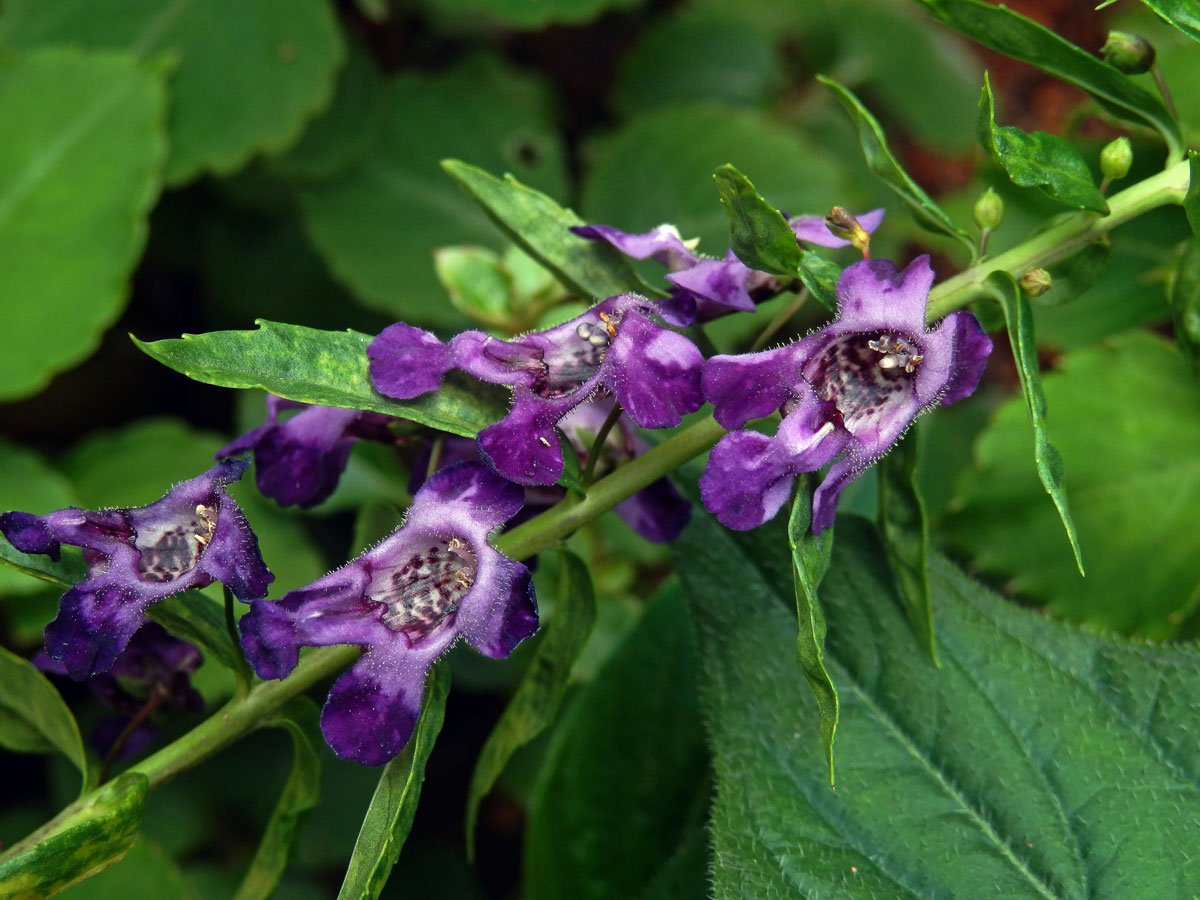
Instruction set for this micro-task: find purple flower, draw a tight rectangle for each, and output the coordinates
[239,462,538,765]
[0,459,273,680]
[36,622,204,760]
[571,209,884,324]
[700,255,992,533]
[217,396,398,509]
[368,294,704,487]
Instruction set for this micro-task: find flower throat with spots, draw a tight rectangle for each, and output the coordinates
[370,538,477,640]
[803,333,923,433]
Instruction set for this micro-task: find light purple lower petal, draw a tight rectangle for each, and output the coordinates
[477,397,566,486]
[458,558,538,659]
[368,323,454,399]
[700,431,798,531]
[811,454,863,534]
[44,583,154,680]
[602,310,704,428]
[702,345,804,429]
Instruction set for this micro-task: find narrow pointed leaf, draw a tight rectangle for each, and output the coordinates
[0,773,148,900]
[818,76,976,256]
[797,251,841,312]
[0,645,86,777]
[234,699,322,900]
[336,662,450,900]
[0,540,86,589]
[916,0,1184,161]
[466,549,596,858]
[714,164,802,277]
[680,512,1200,899]
[441,159,658,301]
[977,74,1109,213]
[133,320,508,438]
[877,429,937,663]
[785,478,838,786]
[986,271,1085,575]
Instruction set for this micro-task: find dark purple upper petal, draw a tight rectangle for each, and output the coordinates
[569,223,699,270]
[665,252,756,314]
[600,307,704,429]
[936,311,994,406]
[831,256,934,337]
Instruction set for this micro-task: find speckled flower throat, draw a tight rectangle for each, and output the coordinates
[370,537,477,639]
[803,333,923,433]
[533,314,615,399]
[136,504,218,583]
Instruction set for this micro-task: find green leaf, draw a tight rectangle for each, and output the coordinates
[55,836,185,900]
[1186,150,1200,238]
[466,549,596,857]
[525,584,708,900]
[132,321,507,438]
[1134,0,1200,44]
[336,662,450,900]
[234,698,322,900]
[0,533,87,590]
[0,773,148,899]
[819,76,976,256]
[876,429,937,662]
[916,0,1184,161]
[0,0,345,185]
[1037,239,1113,307]
[297,60,566,329]
[986,271,1085,576]
[433,245,520,327]
[0,645,86,776]
[0,440,79,595]
[581,103,852,254]
[421,0,642,29]
[680,512,1200,899]
[1169,239,1200,366]
[950,333,1200,636]
[441,160,655,302]
[146,590,245,675]
[786,477,838,786]
[0,47,166,401]
[976,74,1108,213]
[714,164,802,277]
[797,251,842,312]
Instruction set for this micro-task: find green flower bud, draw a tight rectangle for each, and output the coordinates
[1100,137,1133,183]
[824,206,871,256]
[972,188,1004,232]
[1019,267,1052,298]
[1101,31,1155,75]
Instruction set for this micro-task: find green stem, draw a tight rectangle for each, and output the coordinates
[926,157,1190,321]
[580,403,624,486]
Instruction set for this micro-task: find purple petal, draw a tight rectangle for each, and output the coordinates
[368,323,454,399]
[0,511,61,560]
[458,557,538,659]
[44,583,154,680]
[197,500,273,601]
[811,455,862,534]
[833,256,934,337]
[477,397,567,486]
[789,208,885,248]
[601,309,704,428]
[615,476,691,543]
[411,460,526,531]
[570,223,699,270]
[700,431,797,531]
[702,344,805,429]
[665,252,755,313]
[936,311,994,406]
[654,291,698,327]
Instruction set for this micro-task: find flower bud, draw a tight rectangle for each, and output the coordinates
[1101,31,1155,75]
[1100,137,1133,182]
[1019,267,1052,298]
[972,188,1004,232]
[825,207,871,256]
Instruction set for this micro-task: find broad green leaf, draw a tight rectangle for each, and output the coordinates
[234,698,322,900]
[916,0,1184,161]
[581,103,851,254]
[422,0,642,29]
[466,549,596,857]
[876,430,936,662]
[1135,0,1200,44]
[133,321,508,438]
[434,245,520,327]
[977,75,1108,214]
[0,48,166,401]
[613,12,778,113]
[1170,240,1200,366]
[0,773,148,899]
[987,271,1085,576]
[298,60,565,329]
[525,585,708,900]
[147,589,245,675]
[0,0,345,184]
[797,251,842,312]
[680,512,1200,899]
[714,164,802,277]
[950,333,1200,636]
[0,440,79,594]
[786,478,838,785]
[336,662,450,900]
[819,76,976,256]
[441,160,655,303]
[0,645,86,776]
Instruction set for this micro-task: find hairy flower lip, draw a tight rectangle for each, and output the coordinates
[700,254,992,534]
[238,461,538,766]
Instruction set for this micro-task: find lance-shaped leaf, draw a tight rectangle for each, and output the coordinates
[234,699,322,900]
[441,159,657,301]
[916,0,1184,161]
[680,512,1200,899]
[1136,0,1200,44]
[466,549,596,858]
[0,773,148,899]
[713,164,802,277]
[0,539,87,589]
[986,271,1085,575]
[0,645,87,777]
[336,663,450,900]
[977,75,1108,213]
[819,76,974,255]
[797,252,841,312]
[877,429,936,663]
[786,477,838,786]
[133,321,508,438]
